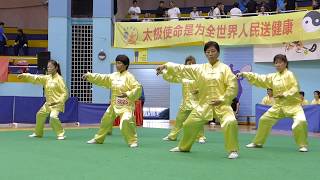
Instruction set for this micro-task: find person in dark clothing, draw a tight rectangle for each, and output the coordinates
[286,0,297,11]
[139,86,145,106]
[268,0,277,12]
[231,98,240,117]
[0,22,7,55]
[155,1,167,21]
[14,29,28,56]
[245,0,258,16]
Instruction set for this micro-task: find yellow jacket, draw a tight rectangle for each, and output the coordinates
[21,73,68,112]
[163,70,199,110]
[243,69,301,106]
[261,95,275,106]
[165,61,238,119]
[301,99,309,106]
[311,99,320,105]
[86,71,142,114]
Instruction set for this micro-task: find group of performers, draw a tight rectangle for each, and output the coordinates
[17,41,310,159]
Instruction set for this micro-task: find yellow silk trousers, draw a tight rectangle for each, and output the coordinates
[167,108,205,140]
[94,106,137,145]
[178,104,239,152]
[253,104,308,147]
[35,105,65,137]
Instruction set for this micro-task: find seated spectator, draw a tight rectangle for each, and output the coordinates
[128,0,141,21]
[231,98,240,117]
[155,1,167,21]
[142,13,153,22]
[210,2,225,19]
[259,1,271,11]
[14,29,28,56]
[0,22,7,55]
[208,6,215,17]
[258,5,270,16]
[311,90,320,104]
[230,2,242,18]
[190,7,200,19]
[299,91,309,106]
[261,88,275,106]
[168,1,180,21]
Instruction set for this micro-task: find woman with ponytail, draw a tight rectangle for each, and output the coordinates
[18,59,68,140]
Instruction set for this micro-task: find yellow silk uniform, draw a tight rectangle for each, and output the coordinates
[243,69,308,147]
[20,73,68,137]
[162,70,205,141]
[261,96,275,106]
[165,61,239,152]
[311,99,320,105]
[301,99,309,106]
[86,71,142,145]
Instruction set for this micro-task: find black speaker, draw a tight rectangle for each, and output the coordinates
[37,51,50,70]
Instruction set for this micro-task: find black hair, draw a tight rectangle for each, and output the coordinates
[48,59,61,75]
[133,0,137,3]
[273,54,288,68]
[0,22,4,26]
[314,90,320,98]
[204,41,220,53]
[299,91,305,97]
[233,2,239,8]
[17,29,24,34]
[184,56,196,65]
[115,54,130,70]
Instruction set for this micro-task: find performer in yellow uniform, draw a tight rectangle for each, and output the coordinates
[237,54,308,152]
[261,88,275,106]
[162,56,206,144]
[299,91,309,105]
[17,60,68,140]
[156,41,239,159]
[83,55,142,148]
[311,90,320,104]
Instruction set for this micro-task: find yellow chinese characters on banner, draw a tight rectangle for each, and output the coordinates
[114,10,320,48]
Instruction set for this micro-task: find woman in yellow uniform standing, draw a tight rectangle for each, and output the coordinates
[237,54,308,152]
[17,60,68,140]
[161,56,206,144]
[83,55,142,148]
[156,41,239,159]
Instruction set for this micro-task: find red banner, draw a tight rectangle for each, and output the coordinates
[0,56,9,82]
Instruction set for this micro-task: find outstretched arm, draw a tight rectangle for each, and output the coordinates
[82,72,112,89]
[237,72,273,89]
[17,73,47,85]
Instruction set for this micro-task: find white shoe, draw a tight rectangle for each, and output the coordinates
[28,133,38,138]
[246,143,263,148]
[87,139,97,144]
[169,147,181,152]
[198,137,206,144]
[57,136,66,140]
[228,152,239,159]
[130,143,138,148]
[162,136,170,141]
[299,146,308,152]
[162,136,176,141]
